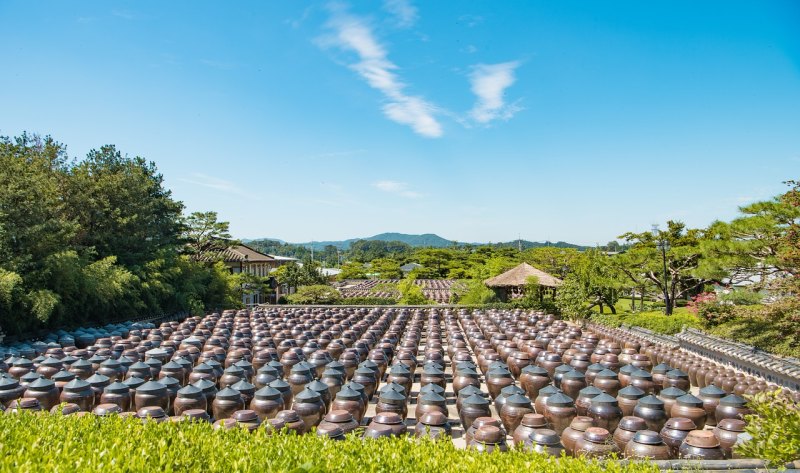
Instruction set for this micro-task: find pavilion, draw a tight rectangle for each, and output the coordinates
[484,262,563,302]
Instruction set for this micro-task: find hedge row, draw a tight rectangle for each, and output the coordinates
[0,413,660,473]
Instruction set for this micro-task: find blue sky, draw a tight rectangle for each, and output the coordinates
[1,1,798,245]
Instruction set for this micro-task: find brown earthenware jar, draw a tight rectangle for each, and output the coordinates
[519,365,550,401]
[535,385,561,415]
[713,418,746,459]
[672,394,706,429]
[368,412,407,437]
[287,364,314,397]
[331,386,365,423]
[624,430,672,460]
[698,385,726,427]
[135,380,169,412]
[660,417,696,457]
[173,385,207,417]
[386,364,414,394]
[465,417,504,445]
[500,393,534,433]
[291,387,325,428]
[592,369,622,397]
[93,403,123,416]
[512,412,549,445]
[23,378,60,411]
[663,369,690,392]
[544,392,577,436]
[588,393,623,433]
[715,394,751,423]
[633,395,668,433]
[485,367,515,400]
[268,379,293,411]
[468,425,508,453]
[561,416,594,456]
[376,389,408,420]
[613,416,648,452]
[574,427,620,459]
[415,391,447,420]
[415,411,452,439]
[617,385,646,417]
[459,393,492,429]
[275,409,307,434]
[100,382,132,412]
[678,430,725,460]
[319,409,360,435]
[250,386,283,421]
[0,377,26,406]
[658,386,687,416]
[59,378,95,411]
[629,369,656,394]
[212,387,245,420]
[522,428,565,456]
[560,370,587,401]
[232,409,261,432]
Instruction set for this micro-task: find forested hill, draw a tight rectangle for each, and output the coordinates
[245,233,588,252]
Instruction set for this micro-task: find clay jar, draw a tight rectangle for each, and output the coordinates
[629,369,656,394]
[698,385,727,427]
[250,386,283,421]
[576,386,602,417]
[495,385,525,413]
[135,380,169,412]
[651,363,671,394]
[319,409,360,435]
[592,369,622,397]
[100,382,132,411]
[544,392,577,436]
[523,429,565,456]
[715,394,751,424]
[351,367,378,400]
[465,417,504,445]
[678,430,725,460]
[663,369,691,392]
[420,364,446,390]
[268,379,293,411]
[212,387,245,420]
[232,409,261,432]
[613,416,648,452]
[376,389,408,420]
[633,395,668,432]
[23,378,60,411]
[415,391,447,420]
[485,366,515,399]
[193,379,218,416]
[617,385,646,417]
[561,416,594,456]
[452,367,481,395]
[500,393,534,433]
[305,379,331,412]
[367,412,407,437]
[588,393,623,433]
[660,417,696,457]
[469,425,508,453]
[459,393,492,429]
[535,385,561,415]
[507,351,531,379]
[59,378,95,411]
[291,388,325,428]
[0,377,26,406]
[574,427,620,459]
[713,418,746,459]
[331,386,365,423]
[287,364,314,397]
[415,411,452,440]
[512,412,548,445]
[275,409,307,434]
[386,364,414,395]
[519,365,550,401]
[173,385,207,417]
[672,394,706,429]
[560,370,587,401]
[624,430,672,460]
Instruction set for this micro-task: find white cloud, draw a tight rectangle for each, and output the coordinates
[178,173,252,198]
[383,0,418,28]
[372,180,422,198]
[320,6,443,138]
[468,61,522,124]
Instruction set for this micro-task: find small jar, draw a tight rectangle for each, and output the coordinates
[519,365,550,400]
[468,425,508,453]
[613,416,648,452]
[367,412,407,437]
[232,409,262,432]
[592,369,622,397]
[544,392,577,436]
[678,430,725,460]
[512,412,549,445]
[330,386,364,423]
[624,430,671,460]
[319,409,360,435]
[522,428,565,456]
[415,411,452,439]
[574,427,620,459]
[275,409,307,434]
[561,416,593,456]
[660,417,696,457]
[633,395,668,433]
[459,393,492,429]
[713,418,746,459]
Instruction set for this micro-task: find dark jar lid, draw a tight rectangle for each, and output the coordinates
[505,393,533,408]
[676,393,703,408]
[636,395,664,409]
[93,403,123,416]
[717,418,746,432]
[719,394,747,407]
[136,380,167,395]
[419,411,448,426]
[373,412,403,425]
[137,406,167,419]
[276,409,301,423]
[632,430,664,445]
[569,416,594,432]
[583,427,611,443]
[521,365,549,377]
[659,386,687,400]
[699,385,727,398]
[545,392,575,407]
[177,385,204,399]
[619,416,648,431]
[594,369,619,380]
[215,387,243,401]
[63,378,92,392]
[618,386,645,399]
[590,393,618,406]
[578,386,603,398]
[232,409,259,423]
[666,369,688,379]
[335,386,361,401]
[104,382,130,395]
[664,417,697,431]
[254,386,282,401]
[530,428,561,446]
[474,425,504,444]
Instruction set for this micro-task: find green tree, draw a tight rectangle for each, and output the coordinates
[182,211,236,259]
[397,276,430,304]
[555,274,589,320]
[338,261,368,280]
[287,285,342,304]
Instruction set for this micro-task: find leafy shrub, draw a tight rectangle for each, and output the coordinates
[286,285,341,304]
[451,280,498,305]
[592,311,702,335]
[737,389,800,467]
[334,297,396,305]
[706,301,800,358]
[0,412,659,473]
[718,288,763,306]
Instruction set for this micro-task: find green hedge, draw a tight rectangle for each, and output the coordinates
[591,311,703,335]
[0,412,659,473]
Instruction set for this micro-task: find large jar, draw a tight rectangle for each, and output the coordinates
[574,427,620,459]
[59,378,95,411]
[420,364,447,390]
[651,363,672,394]
[613,416,648,451]
[629,369,656,394]
[561,416,593,456]
[633,395,668,432]
[100,381,132,411]
[663,369,690,392]
[512,412,548,445]
[23,378,60,411]
[678,430,726,460]
[499,393,534,433]
[495,385,525,413]
[588,393,623,433]
[485,366,515,399]
[415,411,452,440]
[331,386,364,423]
[560,370,587,400]
[386,364,414,394]
[660,417,696,457]
[173,385,207,417]
[415,391,447,419]
[617,385,646,417]
[658,386,687,416]
[291,388,325,428]
[715,394,751,423]
[351,367,378,400]
[544,392,577,436]
[672,394,706,429]
[459,393,492,429]
[135,380,169,412]
[212,387,245,420]
[250,386,283,421]
[624,430,672,460]
[592,369,622,397]
[231,380,257,408]
[287,364,314,397]
[268,379,293,410]
[452,367,480,394]
[376,389,408,420]
[698,385,726,427]
[86,373,111,407]
[534,385,561,415]
[0,377,26,406]
[319,409,360,435]
[713,419,746,459]
[519,365,550,401]
[193,379,218,416]
[522,428,565,456]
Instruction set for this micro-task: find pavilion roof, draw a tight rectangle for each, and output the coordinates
[484,262,563,288]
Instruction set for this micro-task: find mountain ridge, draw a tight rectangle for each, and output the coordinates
[244,232,587,251]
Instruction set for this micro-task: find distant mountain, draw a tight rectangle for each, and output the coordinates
[247,233,587,251]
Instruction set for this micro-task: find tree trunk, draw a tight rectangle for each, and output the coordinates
[599,301,604,314]
[630,289,636,311]
[609,304,616,314]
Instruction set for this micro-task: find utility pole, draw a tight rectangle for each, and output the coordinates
[652,224,671,315]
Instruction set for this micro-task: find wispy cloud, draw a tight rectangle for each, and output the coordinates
[468,61,522,124]
[319,5,443,138]
[372,180,422,198]
[383,0,418,28]
[178,173,252,198]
